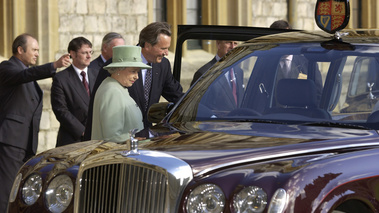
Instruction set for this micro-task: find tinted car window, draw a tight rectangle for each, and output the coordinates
[173,39,379,129]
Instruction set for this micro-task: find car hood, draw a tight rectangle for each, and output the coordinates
[142,121,379,176]
[31,122,379,177]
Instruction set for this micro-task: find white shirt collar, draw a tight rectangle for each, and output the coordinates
[215,54,222,62]
[72,65,89,83]
[141,53,148,65]
[100,54,106,63]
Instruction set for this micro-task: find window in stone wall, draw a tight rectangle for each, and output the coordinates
[154,0,167,22]
[187,0,202,50]
[351,0,361,28]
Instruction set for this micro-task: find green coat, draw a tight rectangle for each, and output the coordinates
[92,77,144,142]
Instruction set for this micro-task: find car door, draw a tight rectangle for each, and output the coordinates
[172,25,298,92]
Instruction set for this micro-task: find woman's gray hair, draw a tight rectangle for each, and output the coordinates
[107,67,125,75]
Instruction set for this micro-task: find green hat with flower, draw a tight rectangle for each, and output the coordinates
[104,45,151,69]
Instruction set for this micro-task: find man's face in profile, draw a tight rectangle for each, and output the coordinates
[217,40,238,58]
[144,34,171,64]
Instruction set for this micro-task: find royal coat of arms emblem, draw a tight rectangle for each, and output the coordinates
[315,0,350,34]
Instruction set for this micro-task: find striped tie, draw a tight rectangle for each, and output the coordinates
[81,71,90,96]
[143,64,152,112]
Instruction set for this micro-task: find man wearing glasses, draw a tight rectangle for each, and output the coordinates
[51,36,99,147]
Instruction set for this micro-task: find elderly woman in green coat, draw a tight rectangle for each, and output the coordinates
[91,45,151,142]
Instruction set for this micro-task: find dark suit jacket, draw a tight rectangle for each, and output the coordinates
[129,57,184,123]
[190,56,218,86]
[83,57,183,140]
[277,55,309,79]
[51,65,99,147]
[89,55,105,73]
[0,56,56,154]
[200,67,244,111]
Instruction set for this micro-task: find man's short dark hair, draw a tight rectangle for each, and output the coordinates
[67,37,92,52]
[139,22,171,48]
[270,20,292,29]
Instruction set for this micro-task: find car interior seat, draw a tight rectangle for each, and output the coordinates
[264,79,331,119]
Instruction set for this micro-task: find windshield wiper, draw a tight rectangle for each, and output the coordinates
[227,118,288,125]
[301,121,371,130]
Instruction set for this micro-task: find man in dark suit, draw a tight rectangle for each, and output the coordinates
[89,32,125,72]
[277,55,308,79]
[200,66,244,111]
[83,22,183,140]
[191,40,239,86]
[51,37,99,147]
[270,20,323,102]
[0,33,70,213]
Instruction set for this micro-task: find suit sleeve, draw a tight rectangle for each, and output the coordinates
[51,75,85,138]
[190,70,204,86]
[161,59,184,103]
[0,60,55,86]
[190,61,213,86]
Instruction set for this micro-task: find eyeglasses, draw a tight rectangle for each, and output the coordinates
[77,51,94,55]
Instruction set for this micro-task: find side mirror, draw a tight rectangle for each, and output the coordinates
[147,102,174,123]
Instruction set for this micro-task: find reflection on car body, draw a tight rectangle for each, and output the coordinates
[8,0,379,212]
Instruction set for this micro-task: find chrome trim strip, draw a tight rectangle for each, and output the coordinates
[196,142,379,176]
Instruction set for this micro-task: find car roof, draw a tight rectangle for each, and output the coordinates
[244,29,379,45]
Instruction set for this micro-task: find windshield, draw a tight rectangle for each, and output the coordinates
[170,40,379,129]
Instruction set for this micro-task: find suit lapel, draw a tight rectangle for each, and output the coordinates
[235,68,244,104]
[96,56,104,70]
[88,67,97,92]
[148,63,162,108]
[150,63,158,96]
[32,81,42,101]
[12,57,42,102]
[68,66,90,105]
[129,71,144,110]
[220,76,236,105]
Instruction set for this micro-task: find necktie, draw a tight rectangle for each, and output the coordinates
[80,71,90,96]
[230,69,237,105]
[281,59,291,78]
[144,65,152,112]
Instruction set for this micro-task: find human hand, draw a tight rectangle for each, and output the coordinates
[53,53,71,69]
[134,137,146,141]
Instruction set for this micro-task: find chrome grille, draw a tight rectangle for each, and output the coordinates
[78,163,167,213]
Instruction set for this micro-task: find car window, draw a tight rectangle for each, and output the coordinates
[336,56,379,114]
[173,41,379,128]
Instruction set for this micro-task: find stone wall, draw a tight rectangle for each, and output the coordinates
[251,0,317,30]
[34,0,317,153]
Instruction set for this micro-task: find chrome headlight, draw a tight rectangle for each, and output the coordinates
[268,188,287,213]
[9,173,22,203]
[233,186,267,212]
[45,175,73,213]
[186,183,225,213]
[22,174,42,205]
